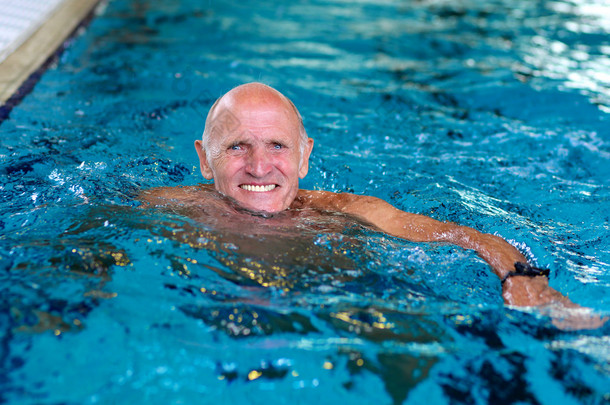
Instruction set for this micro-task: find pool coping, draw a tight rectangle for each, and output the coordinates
[0,0,100,108]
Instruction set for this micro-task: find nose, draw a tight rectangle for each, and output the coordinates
[245,146,272,178]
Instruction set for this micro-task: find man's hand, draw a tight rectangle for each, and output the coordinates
[298,190,608,330]
[503,275,608,330]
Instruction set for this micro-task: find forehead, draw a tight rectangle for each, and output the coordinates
[209,99,300,143]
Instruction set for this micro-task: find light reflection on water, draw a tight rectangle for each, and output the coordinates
[0,0,609,403]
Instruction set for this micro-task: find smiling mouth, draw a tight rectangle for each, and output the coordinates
[240,184,277,192]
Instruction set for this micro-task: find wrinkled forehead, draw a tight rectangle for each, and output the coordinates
[213,86,296,122]
[208,93,299,136]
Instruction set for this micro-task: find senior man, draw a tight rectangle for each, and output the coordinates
[142,82,605,327]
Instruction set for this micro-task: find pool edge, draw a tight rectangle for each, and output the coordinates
[0,0,101,111]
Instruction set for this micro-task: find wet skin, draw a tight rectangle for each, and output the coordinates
[194,85,313,213]
[143,82,607,330]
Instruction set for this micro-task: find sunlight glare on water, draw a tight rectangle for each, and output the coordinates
[0,0,609,404]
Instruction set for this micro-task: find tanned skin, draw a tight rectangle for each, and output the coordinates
[142,82,606,330]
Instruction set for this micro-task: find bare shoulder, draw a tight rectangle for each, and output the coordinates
[293,189,359,211]
[139,183,215,206]
[293,189,400,219]
[293,189,449,239]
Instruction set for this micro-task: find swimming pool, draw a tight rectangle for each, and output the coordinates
[1,0,609,403]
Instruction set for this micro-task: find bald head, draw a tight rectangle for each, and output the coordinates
[194,82,314,212]
[202,83,308,157]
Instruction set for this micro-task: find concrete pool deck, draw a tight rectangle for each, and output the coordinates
[0,0,100,106]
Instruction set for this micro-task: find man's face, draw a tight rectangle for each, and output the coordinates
[196,97,313,213]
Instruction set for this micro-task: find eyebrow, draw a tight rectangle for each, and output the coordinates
[221,135,294,147]
[220,132,250,146]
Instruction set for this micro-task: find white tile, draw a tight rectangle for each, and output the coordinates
[0,0,68,63]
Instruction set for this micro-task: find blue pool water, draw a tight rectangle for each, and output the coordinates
[1,0,609,403]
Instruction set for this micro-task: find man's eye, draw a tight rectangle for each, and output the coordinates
[273,143,283,150]
[229,144,242,150]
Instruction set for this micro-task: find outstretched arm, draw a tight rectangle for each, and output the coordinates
[297,190,607,328]
[299,190,524,278]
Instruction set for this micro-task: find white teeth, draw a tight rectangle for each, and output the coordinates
[240,184,276,192]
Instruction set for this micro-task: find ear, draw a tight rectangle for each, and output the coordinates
[194,140,214,179]
[298,138,314,179]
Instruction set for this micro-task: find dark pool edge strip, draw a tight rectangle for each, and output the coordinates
[0,0,102,124]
